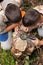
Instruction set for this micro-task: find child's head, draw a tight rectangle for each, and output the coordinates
[5,3,22,24]
[22,9,41,32]
[22,9,40,27]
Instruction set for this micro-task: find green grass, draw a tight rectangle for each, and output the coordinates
[0,45,15,65]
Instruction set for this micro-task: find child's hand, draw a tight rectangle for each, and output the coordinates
[23,27,29,32]
[15,26,19,32]
[20,25,29,32]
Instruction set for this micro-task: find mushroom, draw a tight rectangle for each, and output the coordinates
[13,37,27,52]
[11,46,22,58]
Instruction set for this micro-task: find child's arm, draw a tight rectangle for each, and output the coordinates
[38,40,43,46]
[3,24,18,33]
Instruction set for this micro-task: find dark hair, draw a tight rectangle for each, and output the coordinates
[5,3,22,23]
[22,9,40,27]
[0,0,3,2]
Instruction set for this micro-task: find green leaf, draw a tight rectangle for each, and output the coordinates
[24,61,29,65]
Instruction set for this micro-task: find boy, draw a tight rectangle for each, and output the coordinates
[22,9,43,45]
[0,3,23,50]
